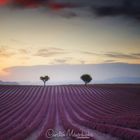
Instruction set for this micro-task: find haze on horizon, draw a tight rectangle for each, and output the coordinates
[0,0,140,84]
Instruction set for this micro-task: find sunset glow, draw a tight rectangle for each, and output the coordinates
[0,0,140,84]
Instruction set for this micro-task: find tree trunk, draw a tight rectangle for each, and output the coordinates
[44,82,46,86]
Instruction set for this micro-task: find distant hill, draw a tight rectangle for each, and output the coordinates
[3,63,140,85]
[0,80,19,85]
[102,77,140,84]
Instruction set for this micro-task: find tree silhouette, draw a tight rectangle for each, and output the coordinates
[80,74,92,86]
[40,75,50,86]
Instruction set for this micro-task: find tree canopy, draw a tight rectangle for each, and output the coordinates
[40,75,50,86]
[80,74,92,86]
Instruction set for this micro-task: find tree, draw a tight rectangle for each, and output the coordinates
[80,74,92,86]
[40,75,50,86]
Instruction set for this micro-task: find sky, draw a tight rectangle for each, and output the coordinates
[0,0,140,84]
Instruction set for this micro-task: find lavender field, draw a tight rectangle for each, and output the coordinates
[0,85,140,140]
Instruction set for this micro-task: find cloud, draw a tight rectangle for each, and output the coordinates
[0,0,9,6]
[92,0,140,21]
[1,0,77,9]
[0,45,31,58]
[80,60,86,64]
[10,39,29,46]
[80,50,140,60]
[18,49,29,54]
[103,60,117,63]
[35,47,68,57]
[0,0,140,21]
[53,59,67,64]
[104,52,140,59]
[80,51,140,62]
[131,53,140,57]
[0,45,15,57]
[52,57,74,64]
[80,51,98,55]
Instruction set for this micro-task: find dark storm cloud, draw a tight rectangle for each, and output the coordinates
[1,0,77,9]
[0,0,140,21]
[93,0,140,20]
